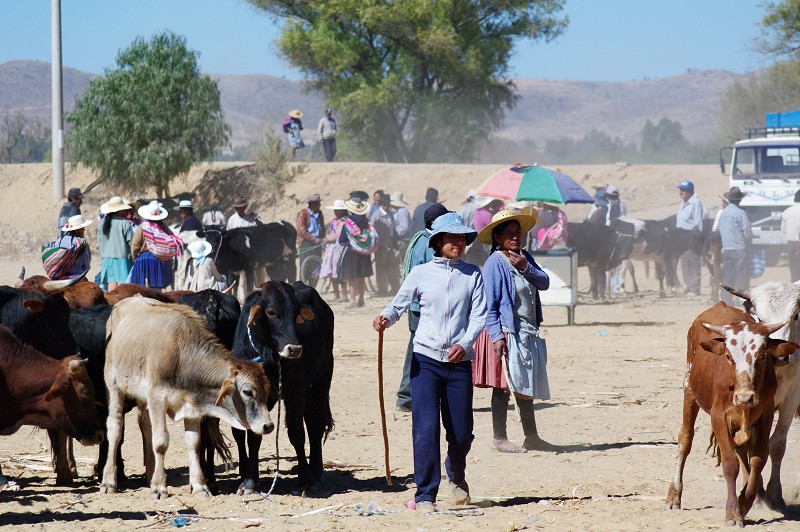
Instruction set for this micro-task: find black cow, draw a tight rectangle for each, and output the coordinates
[206,222,298,297]
[179,289,242,492]
[228,281,334,494]
[567,222,634,300]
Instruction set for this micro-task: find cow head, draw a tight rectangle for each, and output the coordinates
[237,281,306,364]
[1,287,78,360]
[702,321,798,407]
[724,282,800,348]
[46,356,104,445]
[214,359,274,435]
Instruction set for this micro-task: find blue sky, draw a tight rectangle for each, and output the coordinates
[0,0,773,81]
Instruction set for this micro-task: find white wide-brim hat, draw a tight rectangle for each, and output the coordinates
[188,240,212,260]
[100,196,133,214]
[173,199,194,210]
[477,209,540,245]
[390,192,408,208]
[61,214,93,232]
[325,199,348,210]
[138,200,169,221]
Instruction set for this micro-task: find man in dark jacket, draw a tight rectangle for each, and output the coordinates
[57,187,83,238]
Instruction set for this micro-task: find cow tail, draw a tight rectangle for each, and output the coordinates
[207,419,233,466]
[321,360,335,443]
[705,432,721,466]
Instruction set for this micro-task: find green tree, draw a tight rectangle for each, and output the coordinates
[251,126,308,219]
[640,118,689,154]
[759,0,800,57]
[249,0,567,163]
[0,111,51,163]
[67,31,230,198]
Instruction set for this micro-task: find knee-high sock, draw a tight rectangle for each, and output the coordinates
[516,397,537,437]
[491,388,510,440]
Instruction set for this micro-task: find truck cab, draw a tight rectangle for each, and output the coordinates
[721,113,800,262]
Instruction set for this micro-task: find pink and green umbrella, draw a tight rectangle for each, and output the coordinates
[476,164,593,205]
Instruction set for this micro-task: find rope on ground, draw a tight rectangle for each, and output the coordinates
[353,500,405,516]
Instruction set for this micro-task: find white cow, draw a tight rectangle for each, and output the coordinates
[724,281,800,511]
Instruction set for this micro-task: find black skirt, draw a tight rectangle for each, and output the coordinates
[338,246,373,280]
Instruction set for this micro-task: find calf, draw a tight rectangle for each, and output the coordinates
[665,302,798,526]
[724,282,800,512]
[100,297,274,498]
[0,325,102,486]
[17,275,105,308]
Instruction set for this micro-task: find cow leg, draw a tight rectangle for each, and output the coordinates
[665,388,700,509]
[762,397,797,512]
[655,263,667,298]
[100,388,125,494]
[306,363,334,488]
[199,419,218,495]
[232,427,262,495]
[147,401,170,500]
[712,415,743,527]
[740,412,773,519]
[138,405,155,483]
[285,394,310,492]
[48,429,73,485]
[184,418,211,497]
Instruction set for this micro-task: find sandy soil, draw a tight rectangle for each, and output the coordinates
[2,162,800,530]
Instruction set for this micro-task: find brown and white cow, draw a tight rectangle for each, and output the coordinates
[723,281,800,512]
[100,297,274,499]
[0,325,103,486]
[665,302,798,527]
[16,272,106,309]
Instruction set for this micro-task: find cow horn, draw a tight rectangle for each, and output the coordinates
[43,276,82,293]
[247,304,263,329]
[703,323,727,336]
[68,358,89,373]
[763,321,789,336]
[721,284,751,301]
[222,280,237,295]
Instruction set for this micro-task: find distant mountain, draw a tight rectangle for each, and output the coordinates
[0,60,747,150]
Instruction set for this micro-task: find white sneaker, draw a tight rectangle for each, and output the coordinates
[416,500,435,513]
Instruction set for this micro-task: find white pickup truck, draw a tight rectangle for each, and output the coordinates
[720,111,800,265]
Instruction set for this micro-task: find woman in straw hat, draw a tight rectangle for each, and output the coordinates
[130,201,183,290]
[474,209,552,453]
[373,212,486,512]
[320,199,350,301]
[286,109,305,159]
[338,194,377,308]
[98,196,135,290]
[55,214,93,279]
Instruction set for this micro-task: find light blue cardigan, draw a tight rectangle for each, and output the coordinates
[483,250,549,343]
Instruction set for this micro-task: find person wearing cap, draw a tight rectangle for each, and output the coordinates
[130,201,183,290]
[474,209,552,453]
[320,199,350,301]
[227,196,263,229]
[395,203,449,412]
[186,240,224,291]
[55,214,93,279]
[411,187,440,234]
[318,108,337,162]
[718,186,753,304]
[286,109,305,159]
[296,193,326,258]
[586,185,608,224]
[675,180,705,296]
[781,189,800,281]
[369,192,401,297]
[174,199,202,233]
[339,195,377,307]
[98,196,135,290]
[57,187,84,238]
[373,212,486,512]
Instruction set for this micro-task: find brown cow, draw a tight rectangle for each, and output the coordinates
[103,283,174,305]
[14,273,101,309]
[665,302,798,526]
[100,297,274,498]
[0,325,103,486]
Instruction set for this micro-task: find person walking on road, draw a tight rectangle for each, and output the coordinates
[318,108,337,162]
[675,180,704,296]
[719,187,752,305]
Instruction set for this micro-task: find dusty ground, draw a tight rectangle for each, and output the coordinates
[2,162,800,530]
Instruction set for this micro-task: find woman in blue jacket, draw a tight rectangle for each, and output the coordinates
[373,212,486,513]
[474,209,551,453]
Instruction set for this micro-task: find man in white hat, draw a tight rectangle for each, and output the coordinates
[55,214,93,279]
[457,190,478,230]
[390,192,412,254]
[174,199,202,232]
[719,186,752,304]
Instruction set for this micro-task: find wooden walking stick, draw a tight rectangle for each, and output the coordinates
[377,329,392,486]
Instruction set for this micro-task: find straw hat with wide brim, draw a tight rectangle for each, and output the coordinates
[477,209,540,245]
[100,196,133,214]
[325,199,348,210]
[344,198,369,216]
[288,109,303,119]
[61,214,93,232]
[138,200,169,221]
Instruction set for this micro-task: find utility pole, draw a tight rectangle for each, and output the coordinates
[51,0,64,201]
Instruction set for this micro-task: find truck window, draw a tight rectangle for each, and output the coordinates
[733,148,755,178]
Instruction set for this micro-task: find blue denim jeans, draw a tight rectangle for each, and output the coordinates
[410,353,474,503]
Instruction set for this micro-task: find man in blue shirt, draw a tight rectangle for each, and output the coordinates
[675,180,705,296]
[718,187,752,305]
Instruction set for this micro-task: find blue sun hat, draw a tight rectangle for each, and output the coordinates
[428,212,477,247]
